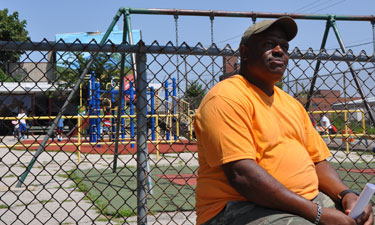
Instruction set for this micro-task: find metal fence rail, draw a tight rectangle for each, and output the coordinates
[0,40,374,224]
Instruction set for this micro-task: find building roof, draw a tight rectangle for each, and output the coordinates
[332,97,375,106]
[0,82,62,94]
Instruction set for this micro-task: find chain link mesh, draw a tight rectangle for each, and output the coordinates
[0,40,374,224]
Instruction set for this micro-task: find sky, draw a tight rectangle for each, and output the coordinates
[2,0,375,54]
[2,0,375,98]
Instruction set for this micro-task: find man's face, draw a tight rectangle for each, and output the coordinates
[242,25,289,85]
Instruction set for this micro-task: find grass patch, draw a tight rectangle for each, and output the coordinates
[161,154,178,158]
[40,199,54,204]
[355,150,375,156]
[69,165,197,218]
[57,173,70,179]
[0,204,8,209]
[19,164,27,169]
[68,161,373,218]
[96,217,109,222]
[4,174,15,178]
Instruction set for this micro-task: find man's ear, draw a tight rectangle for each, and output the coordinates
[239,44,248,63]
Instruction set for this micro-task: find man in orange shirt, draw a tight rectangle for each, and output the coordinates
[194,16,373,225]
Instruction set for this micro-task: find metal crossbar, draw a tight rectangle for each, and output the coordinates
[3,41,375,61]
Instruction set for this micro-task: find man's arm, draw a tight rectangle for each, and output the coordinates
[315,160,374,225]
[315,160,349,203]
[222,159,357,225]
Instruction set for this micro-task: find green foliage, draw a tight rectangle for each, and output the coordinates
[0,68,16,82]
[183,80,207,109]
[366,127,375,134]
[57,52,131,86]
[330,113,345,131]
[0,9,29,72]
[330,113,375,134]
[275,80,283,89]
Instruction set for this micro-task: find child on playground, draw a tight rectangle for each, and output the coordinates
[17,108,27,139]
[56,116,65,141]
[102,107,111,139]
[12,120,20,139]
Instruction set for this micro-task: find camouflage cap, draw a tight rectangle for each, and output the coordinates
[240,16,298,46]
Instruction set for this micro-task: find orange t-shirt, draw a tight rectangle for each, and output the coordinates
[194,75,331,225]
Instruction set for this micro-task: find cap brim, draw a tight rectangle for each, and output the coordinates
[240,16,298,47]
[256,16,297,41]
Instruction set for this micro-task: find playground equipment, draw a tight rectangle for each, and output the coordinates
[86,72,179,146]
[87,72,129,143]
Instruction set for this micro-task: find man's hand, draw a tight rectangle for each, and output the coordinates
[319,207,356,225]
[342,193,374,225]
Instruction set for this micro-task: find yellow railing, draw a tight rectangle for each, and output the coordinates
[0,112,196,161]
[309,109,366,154]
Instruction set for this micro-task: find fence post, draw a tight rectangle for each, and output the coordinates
[113,14,129,173]
[344,111,350,154]
[136,40,149,225]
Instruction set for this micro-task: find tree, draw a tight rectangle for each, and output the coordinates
[57,52,132,88]
[55,52,133,105]
[275,80,283,89]
[0,9,29,73]
[0,68,22,82]
[183,80,207,109]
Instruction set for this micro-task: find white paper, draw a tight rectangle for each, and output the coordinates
[348,183,375,219]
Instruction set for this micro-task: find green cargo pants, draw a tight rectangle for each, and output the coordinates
[202,192,336,225]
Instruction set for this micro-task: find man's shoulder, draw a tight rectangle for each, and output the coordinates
[214,75,253,95]
[203,75,252,103]
[275,87,303,103]
[274,87,307,112]
[201,75,251,110]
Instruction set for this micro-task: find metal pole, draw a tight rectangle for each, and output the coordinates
[174,11,180,97]
[210,11,215,88]
[151,87,156,141]
[331,20,375,126]
[125,8,138,80]
[172,78,177,140]
[136,41,148,225]
[130,83,135,148]
[113,13,128,173]
[127,8,375,22]
[165,80,170,140]
[305,16,332,111]
[184,55,188,92]
[16,9,122,187]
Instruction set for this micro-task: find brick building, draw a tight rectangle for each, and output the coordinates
[296,89,361,112]
[220,56,239,81]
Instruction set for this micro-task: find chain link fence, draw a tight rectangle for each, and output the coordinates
[0,40,374,224]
